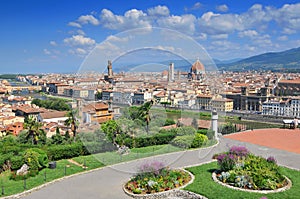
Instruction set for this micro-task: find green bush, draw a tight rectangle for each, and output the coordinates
[24,150,41,171]
[133,132,176,148]
[10,170,39,181]
[170,135,194,148]
[176,126,196,136]
[30,148,48,168]
[10,155,25,170]
[191,133,208,148]
[46,143,84,161]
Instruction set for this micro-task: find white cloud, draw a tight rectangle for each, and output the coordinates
[184,2,202,12]
[216,4,229,12]
[78,15,100,26]
[238,30,258,38]
[43,49,51,55]
[198,12,243,35]
[240,4,272,30]
[157,14,196,35]
[68,48,89,57]
[273,3,300,33]
[277,35,288,41]
[106,35,129,42]
[50,41,57,46]
[210,34,228,39]
[64,35,96,46]
[68,21,82,28]
[147,5,169,17]
[77,29,85,35]
[99,8,151,30]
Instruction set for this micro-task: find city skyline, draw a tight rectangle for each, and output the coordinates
[1,0,300,74]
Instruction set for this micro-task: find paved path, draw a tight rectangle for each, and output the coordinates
[225,128,300,154]
[19,134,300,199]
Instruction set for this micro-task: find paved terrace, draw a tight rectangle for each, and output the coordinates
[16,128,300,199]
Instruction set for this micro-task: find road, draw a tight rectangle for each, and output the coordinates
[18,137,300,199]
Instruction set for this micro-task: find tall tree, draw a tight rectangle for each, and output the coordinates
[23,116,43,145]
[138,100,153,134]
[64,109,79,140]
[101,120,121,145]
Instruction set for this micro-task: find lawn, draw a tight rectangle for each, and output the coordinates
[184,161,300,199]
[0,143,197,197]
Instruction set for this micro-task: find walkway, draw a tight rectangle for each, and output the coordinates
[225,128,300,154]
[19,129,300,199]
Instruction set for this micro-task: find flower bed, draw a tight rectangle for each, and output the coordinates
[213,146,291,192]
[124,160,192,195]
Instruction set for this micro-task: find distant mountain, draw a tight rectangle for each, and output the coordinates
[218,47,300,71]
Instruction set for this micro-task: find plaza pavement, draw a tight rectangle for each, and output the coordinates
[17,133,300,199]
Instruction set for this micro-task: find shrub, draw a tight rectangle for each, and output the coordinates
[229,146,249,157]
[191,133,208,148]
[164,118,176,126]
[30,148,48,168]
[46,143,84,161]
[217,153,236,171]
[10,155,25,170]
[176,126,196,136]
[170,135,194,148]
[266,156,277,164]
[138,160,165,176]
[10,169,39,181]
[24,150,41,171]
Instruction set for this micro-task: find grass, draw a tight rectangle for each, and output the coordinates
[184,161,300,199]
[0,143,217,197]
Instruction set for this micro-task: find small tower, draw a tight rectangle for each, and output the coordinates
[211,109,218,140]
[168,62,174,82]
[107,60,113,77]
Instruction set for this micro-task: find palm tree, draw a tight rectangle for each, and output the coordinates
[138,100,153,134]
[64,109,79,140]
[24,116,43,145]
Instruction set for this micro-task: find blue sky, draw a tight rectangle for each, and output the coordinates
[1,0,300,74]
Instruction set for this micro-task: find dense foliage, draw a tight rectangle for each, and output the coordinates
[125,160,191,194]
[31,98,71,111]
[214,146,287,190]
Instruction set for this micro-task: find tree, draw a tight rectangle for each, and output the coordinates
[138,100,153,134]
[164,118,176,126]
[191,117,198,129]
[51,127,63,144]
[23,116,43,145]
[64,109,79,141]
[101,120,121,145]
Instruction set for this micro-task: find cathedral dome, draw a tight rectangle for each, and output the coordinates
[191,59,205,72]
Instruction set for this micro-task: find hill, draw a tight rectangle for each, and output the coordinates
[217,47,300,71]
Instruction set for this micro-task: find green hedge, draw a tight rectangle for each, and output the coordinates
[46,143,84,161]
[133,132,177,148]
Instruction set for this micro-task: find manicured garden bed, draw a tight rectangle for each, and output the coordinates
[184,161,300,198]
[124,160,192,195]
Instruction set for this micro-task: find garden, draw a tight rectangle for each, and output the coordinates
[124,160,192,195]
[184,146,300,199]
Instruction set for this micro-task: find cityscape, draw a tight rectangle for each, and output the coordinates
[1,1,300,199]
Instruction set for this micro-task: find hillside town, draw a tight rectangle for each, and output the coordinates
[1,59,300,138]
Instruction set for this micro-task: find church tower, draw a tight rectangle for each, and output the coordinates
[107,60,113,77]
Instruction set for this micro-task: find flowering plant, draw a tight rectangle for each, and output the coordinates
[266,156,277,164]
[217,153,236,171]
[229,146,249,157]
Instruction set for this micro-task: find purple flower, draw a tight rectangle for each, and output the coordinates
[138,160,165,175]
[217,153,236,171]
[266,156,277,164]
[229,146,249,157]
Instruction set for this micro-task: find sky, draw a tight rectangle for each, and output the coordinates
[1,0,300,74]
